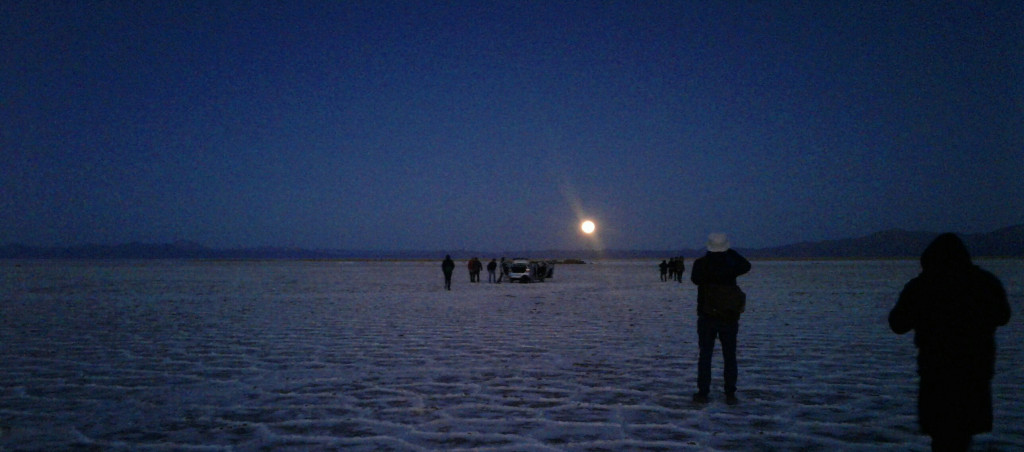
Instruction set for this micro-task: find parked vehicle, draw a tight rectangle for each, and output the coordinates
[507,258,555,283]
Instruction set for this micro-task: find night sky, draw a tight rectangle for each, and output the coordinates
[3,1,1022,252]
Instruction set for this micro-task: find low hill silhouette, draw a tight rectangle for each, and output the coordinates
[743,225,1023,259]
[2,225,1021,260]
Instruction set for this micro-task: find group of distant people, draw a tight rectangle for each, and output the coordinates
[658,257,686,282]
[442,231,1011,451]
[440,256,510,290]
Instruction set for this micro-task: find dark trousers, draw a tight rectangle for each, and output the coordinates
[920,375,989,452]
[930,433,971,452]
[443,273,452,290]
[697,314,738,395]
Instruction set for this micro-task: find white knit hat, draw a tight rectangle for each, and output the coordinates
[706,233,730,252]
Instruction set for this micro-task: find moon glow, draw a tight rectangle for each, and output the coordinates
[581,220,596,234]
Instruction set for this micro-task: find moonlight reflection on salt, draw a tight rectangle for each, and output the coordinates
[1,259,1020,451]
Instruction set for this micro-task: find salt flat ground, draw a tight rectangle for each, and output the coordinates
[1,259,1021,451]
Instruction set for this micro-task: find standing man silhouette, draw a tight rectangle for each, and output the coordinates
[690,233,750,405]
[441,254,455,291]
[487,258,497,283]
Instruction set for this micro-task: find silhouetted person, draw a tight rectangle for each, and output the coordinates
[889,233,1011,452]
[441,255,455,290]
[487,258,497,283]
[497,257,508,283]
[468,257,482,282]
[659,260,668,281]
[672,257,685,282]
[690,233,750,405]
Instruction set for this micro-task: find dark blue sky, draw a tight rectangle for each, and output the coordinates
[3,1,1022,251]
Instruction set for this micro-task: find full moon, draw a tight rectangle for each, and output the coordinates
[581,220,596,234]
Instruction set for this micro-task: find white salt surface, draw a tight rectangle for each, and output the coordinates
[1,259,1021,451]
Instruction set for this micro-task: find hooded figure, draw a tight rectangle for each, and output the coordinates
[889,233,1011,451]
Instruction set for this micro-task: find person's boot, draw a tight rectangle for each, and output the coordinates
[692,392,709,404]
[725,393,739,405]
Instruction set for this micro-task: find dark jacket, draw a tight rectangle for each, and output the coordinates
[889,233,1011,435]
[441,257,455,275]
[691,249,751,320]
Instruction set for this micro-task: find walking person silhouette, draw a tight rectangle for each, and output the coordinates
[441,254,455,290]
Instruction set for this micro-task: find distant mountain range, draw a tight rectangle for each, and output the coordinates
[2,225,1022,260]
[741,225,1023,259]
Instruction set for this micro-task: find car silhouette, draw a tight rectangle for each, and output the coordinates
[507,258,554,283]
